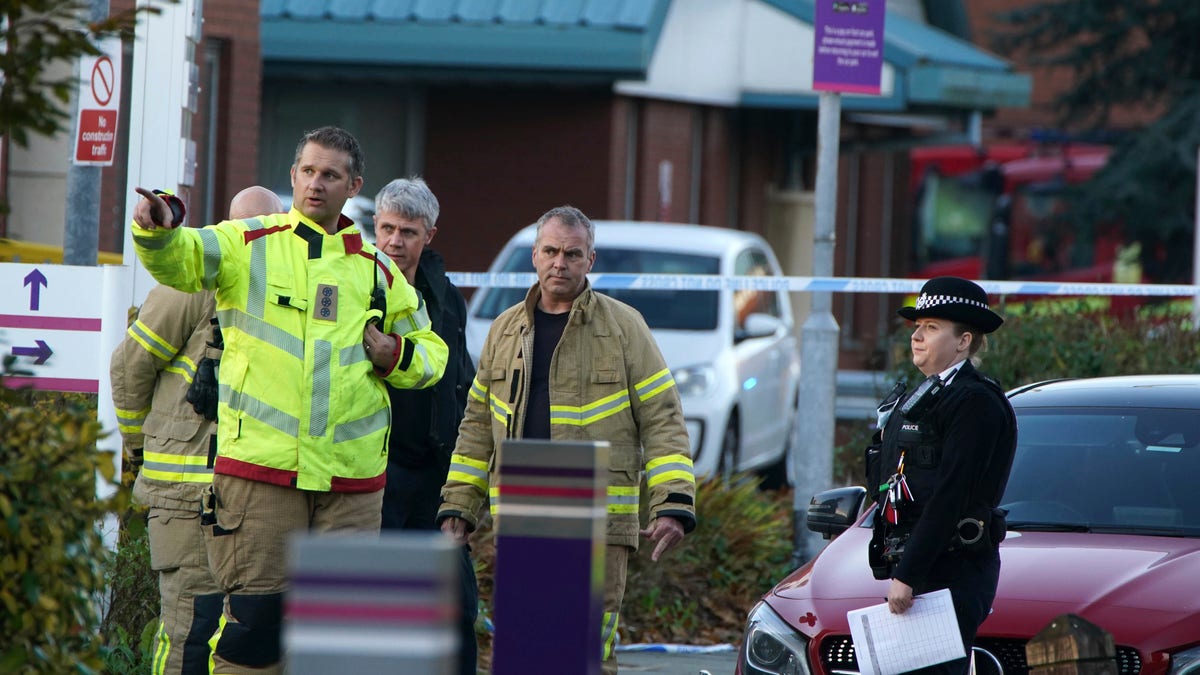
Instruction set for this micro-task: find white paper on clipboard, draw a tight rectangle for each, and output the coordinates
[847,588,965,675]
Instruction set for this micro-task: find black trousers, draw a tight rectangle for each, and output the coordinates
[382,460,480,675]
[908,550,1001,675]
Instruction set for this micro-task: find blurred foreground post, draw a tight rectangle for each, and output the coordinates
[1026,613,1117,675]
[492,440,609,675]
[285,532,459,674]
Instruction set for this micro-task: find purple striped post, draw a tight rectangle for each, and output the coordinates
[492,439,609,675]
[284,532,458,674]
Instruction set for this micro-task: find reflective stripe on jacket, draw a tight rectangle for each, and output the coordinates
[132,209,449,493]
[110,286,216,510]
[439,283,696,548]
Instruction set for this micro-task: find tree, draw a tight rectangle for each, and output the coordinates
[993,1,1200,283]
[0,1,147,148]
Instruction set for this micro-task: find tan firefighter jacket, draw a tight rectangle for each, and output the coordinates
[439,283,697,548]
[111,285,217,510]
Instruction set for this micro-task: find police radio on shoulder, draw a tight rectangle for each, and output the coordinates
[899,374,944,422]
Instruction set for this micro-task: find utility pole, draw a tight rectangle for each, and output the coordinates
[792,1,885,565]
[63,0,111,266]
[792,91,841,565]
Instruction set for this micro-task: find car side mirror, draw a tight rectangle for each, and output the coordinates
[806,486,867,539]
[736,312,784,342]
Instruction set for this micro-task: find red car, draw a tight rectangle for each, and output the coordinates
[738,375,1200,675]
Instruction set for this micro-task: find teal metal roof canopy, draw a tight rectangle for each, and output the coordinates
[260,0,671,79]
[752,0,1030,111]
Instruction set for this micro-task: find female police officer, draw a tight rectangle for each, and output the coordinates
[867,276,1017,674]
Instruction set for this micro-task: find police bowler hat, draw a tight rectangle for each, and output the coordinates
[897,276,1004,333]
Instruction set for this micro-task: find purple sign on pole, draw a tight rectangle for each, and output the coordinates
[812,1,885,94]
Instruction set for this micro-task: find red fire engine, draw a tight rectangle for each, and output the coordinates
[908,143,1144,286]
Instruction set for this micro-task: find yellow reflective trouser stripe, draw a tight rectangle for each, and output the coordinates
[602,611,620,661]
[163,354,198,384]
[489,485,500,515]
[128,320,176,361]
[645,454,696,488]
[152,619,168,674]
[449,455,489,491]
[115,406,149,434]
[208,613,225,674]
[550,389,631,426]
[142,451,214,483]
[635,368,676,402]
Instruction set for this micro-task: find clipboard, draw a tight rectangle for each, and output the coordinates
[847,588,965,675]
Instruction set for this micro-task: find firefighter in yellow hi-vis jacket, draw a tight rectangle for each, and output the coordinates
[438,206,697,675]
[130,127,447,675]
[111,187,284,675]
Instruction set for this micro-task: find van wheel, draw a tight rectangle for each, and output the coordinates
[717,417,739,482]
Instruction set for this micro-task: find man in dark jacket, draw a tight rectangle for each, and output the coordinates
[374,177,478,675]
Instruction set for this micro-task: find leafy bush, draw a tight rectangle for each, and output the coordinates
[98,517,157,674]
[621,477,793,645]
[0,375,114,672]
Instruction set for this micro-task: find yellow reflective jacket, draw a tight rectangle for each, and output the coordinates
[132,209,448,492]
[439,283,696,548]
[110,286,216,510]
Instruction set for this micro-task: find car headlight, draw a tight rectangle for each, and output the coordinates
[740,601,811,675]
[673,364,717,397]
[1170,645,1200,675]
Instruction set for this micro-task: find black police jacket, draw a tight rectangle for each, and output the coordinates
[869,360,1017,587]
[386,249,475,469]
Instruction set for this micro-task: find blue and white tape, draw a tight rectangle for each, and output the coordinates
[448,272,1200,297]
[615,643,737,654]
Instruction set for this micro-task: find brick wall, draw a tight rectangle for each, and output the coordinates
[423,86,613,276]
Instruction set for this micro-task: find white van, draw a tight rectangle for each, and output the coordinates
[465,221,800,486]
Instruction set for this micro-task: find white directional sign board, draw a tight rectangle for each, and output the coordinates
[0,262,127,393]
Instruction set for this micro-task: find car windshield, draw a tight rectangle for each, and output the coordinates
[1001,406,1200,536]
[474,246,721,331]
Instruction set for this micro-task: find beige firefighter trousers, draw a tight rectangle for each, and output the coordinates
[147,506,222,675]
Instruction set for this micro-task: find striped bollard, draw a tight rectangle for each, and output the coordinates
[492,439,609,675]
[284,531,459,674]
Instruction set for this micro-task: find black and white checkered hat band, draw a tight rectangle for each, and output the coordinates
[915,293,988,311]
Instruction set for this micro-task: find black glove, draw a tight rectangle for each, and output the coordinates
[186,357,220,421]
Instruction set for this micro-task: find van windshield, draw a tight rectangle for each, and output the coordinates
[474,247,721,331]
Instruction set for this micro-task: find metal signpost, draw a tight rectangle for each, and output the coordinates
[794,0,886,563]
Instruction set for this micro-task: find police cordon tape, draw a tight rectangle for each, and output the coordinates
[448,272,1200,297]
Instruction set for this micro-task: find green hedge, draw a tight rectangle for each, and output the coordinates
[835,307,1200,485]
[0,374,116,673]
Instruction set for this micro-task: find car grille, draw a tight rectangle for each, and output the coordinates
[819,636,1142,675]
